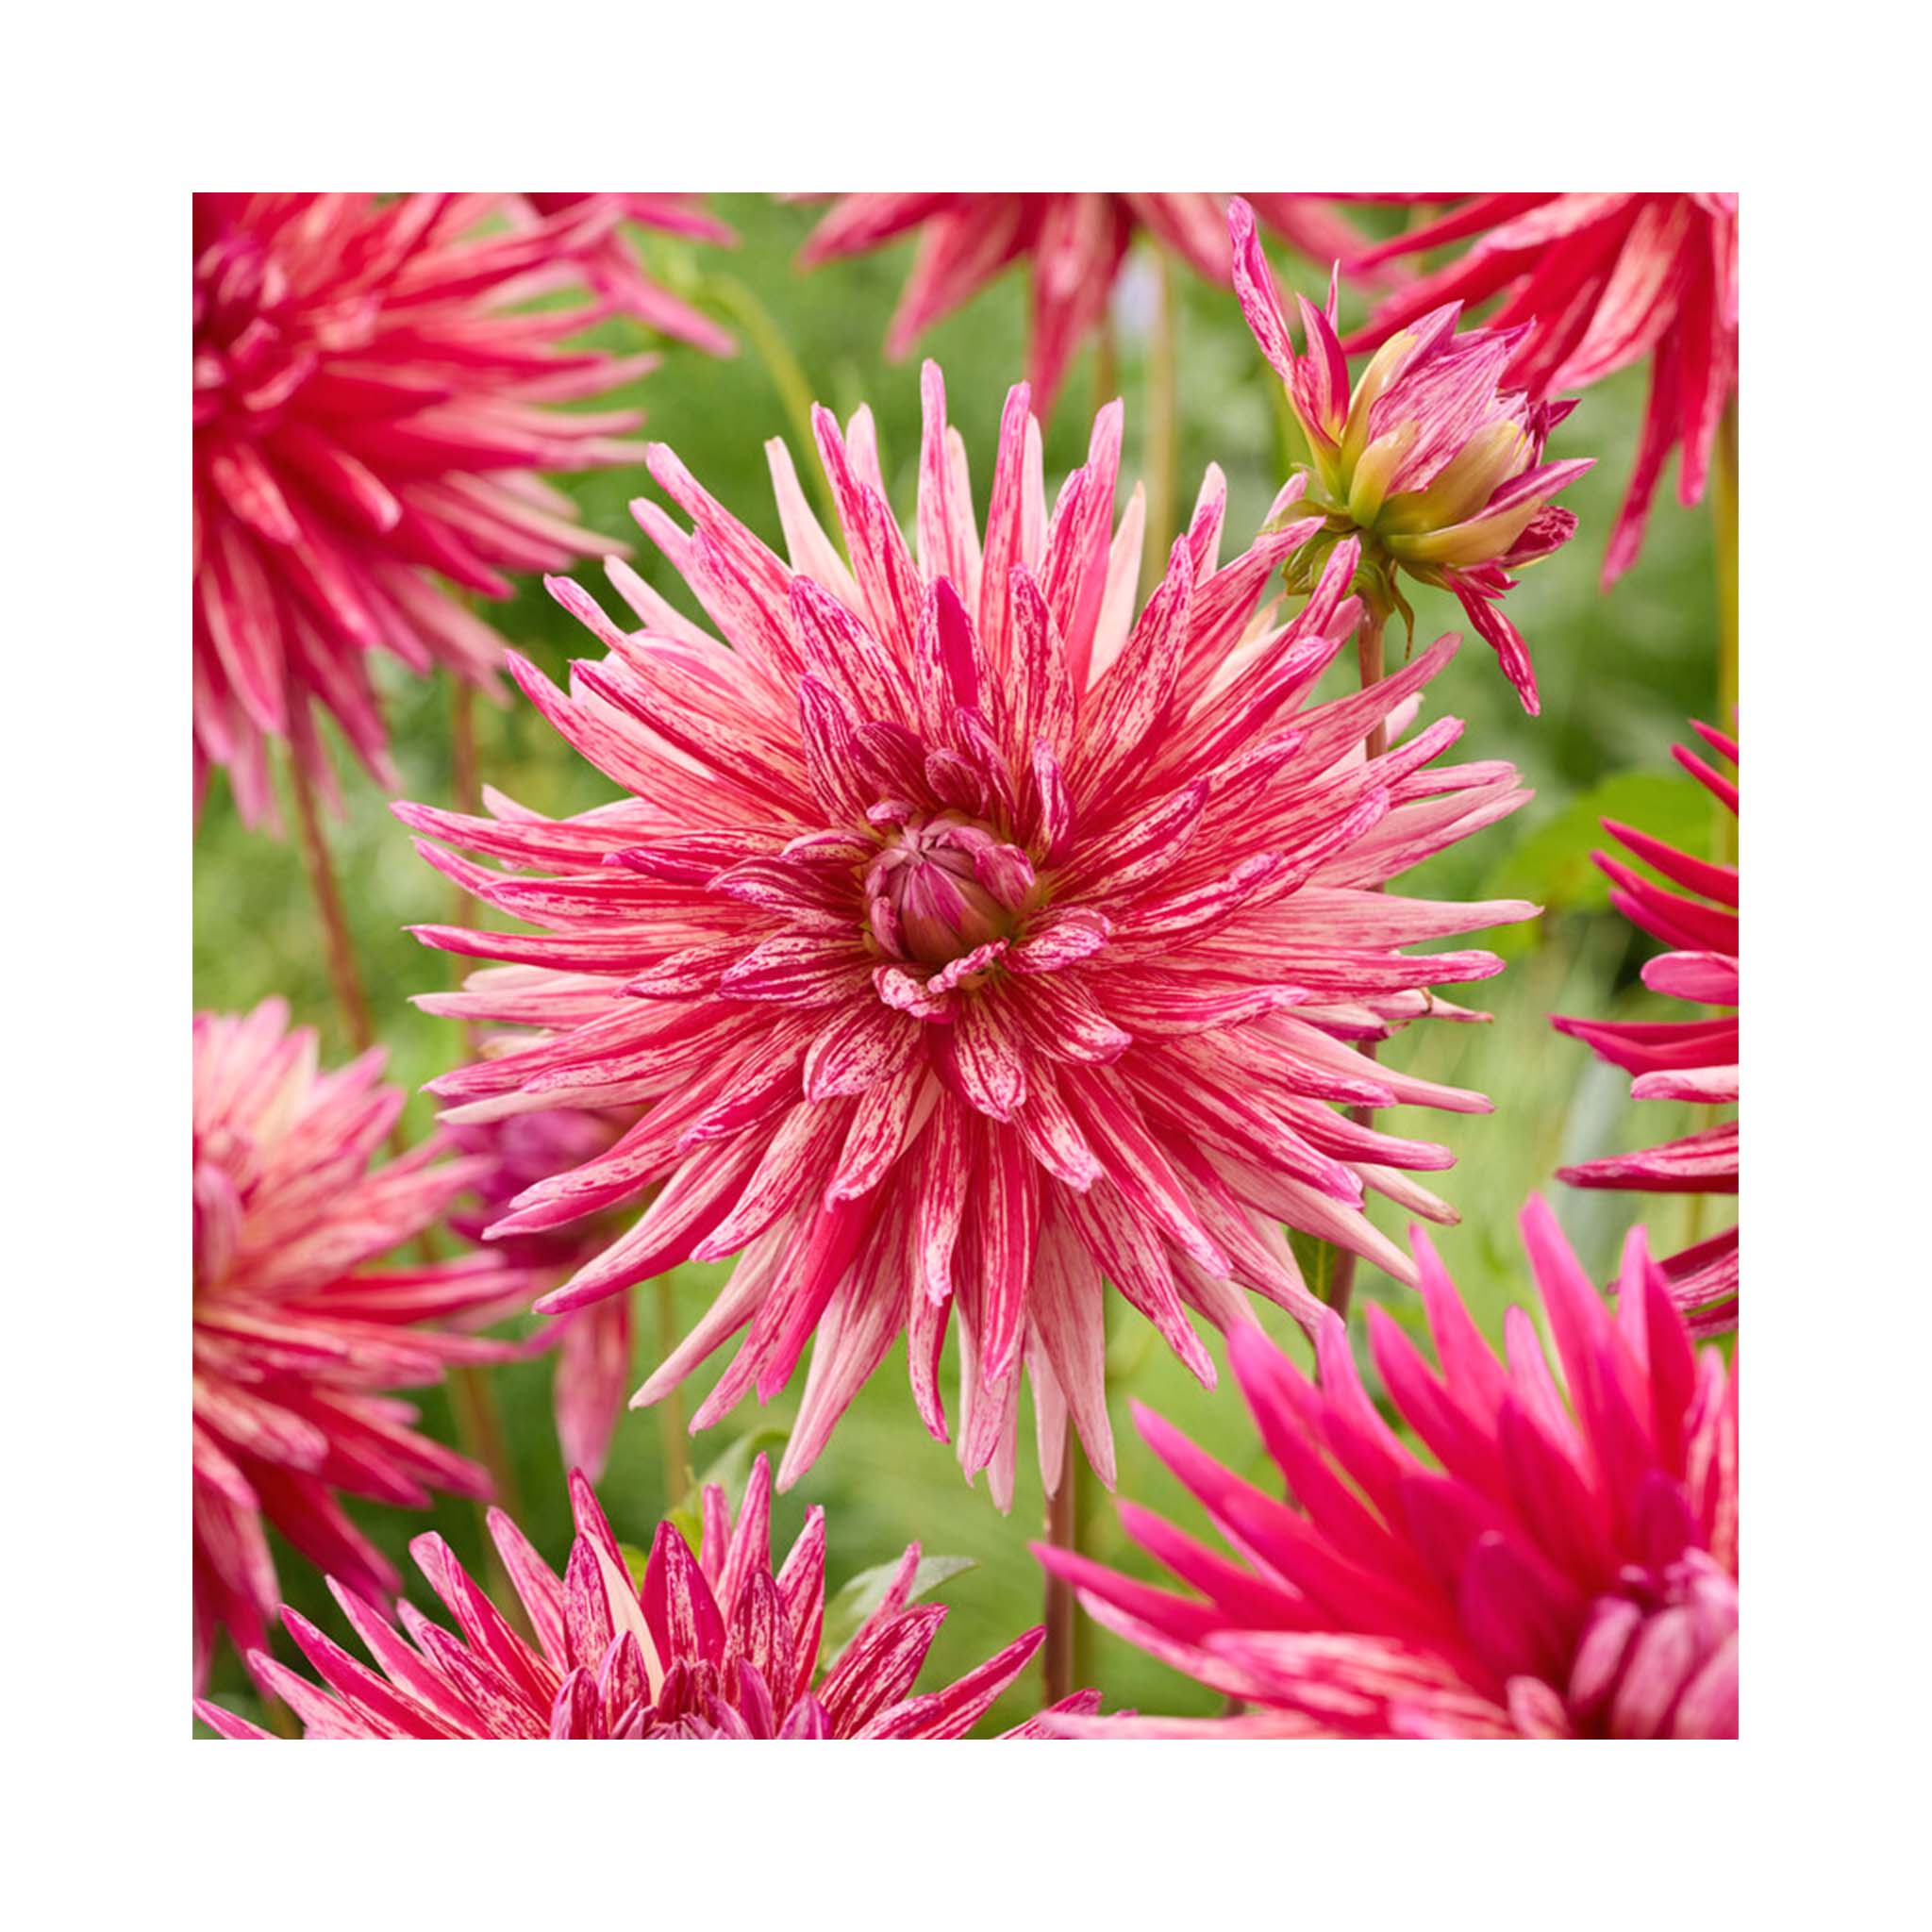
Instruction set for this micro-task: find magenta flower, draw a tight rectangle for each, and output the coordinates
[798,192,1373,415]
[450,1104,641,1478]
[193,1000,533,1690]
[1342,194,1738,584]
[511,193,738,357]
[402,359,1535,1505]
[1036,1198,1738,1739]
[193,192,650,826]
[1556,724,1739,1333]
[194,1455,1089,1739]
[1229,196,1591,716]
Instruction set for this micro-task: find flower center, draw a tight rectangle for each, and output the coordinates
[863,812,1030,968]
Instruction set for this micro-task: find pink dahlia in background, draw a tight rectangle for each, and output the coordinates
[195,1454,1091,1738]
[450,1103,641,1478]
[402,358,1536,1506]
[1342,194,1738,584]
[1556,723,1738,1333]
[798,192,1373,415]
[193,192,650,826]
[193,1000,534,1690]
[508,193,738,357]
[1038,1198,1738,1739]
[1230,197,1591,717]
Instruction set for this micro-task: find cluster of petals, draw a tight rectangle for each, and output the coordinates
[195,1455,1087,1740]
[1556,724,1739,1332]
[799,192,1374,415]
[192,1001,534,1690]
[450,1104,640,1479]
[1038,1198,1737,1739]
[508,192,738,357]
[1229,197,1591,716]
[402,358,1537,1505]
[1342,193,1738,584]
[192,192,650,825]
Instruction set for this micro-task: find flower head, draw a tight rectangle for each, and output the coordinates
[1556,724,1739,1333]
[510,193,737,356]
[450,1104,641,1478]
[1228,196,1591,715]
[193,192,649,826]
[1341,194,1737,584]
[192,1000,532,1690]
[1036,1198,1738,1739]
[799,192,1373,416]
[403,360,1535,1506]
[194,1455,1088,1739]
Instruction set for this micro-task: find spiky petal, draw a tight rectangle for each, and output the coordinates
[1556,724,1739,1333]
[192,1001,536,1690]
[1036,1199,1738,1739]
[403,359,1537,1506]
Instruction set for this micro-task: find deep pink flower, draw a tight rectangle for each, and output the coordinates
[1036,1198,1738,1739]
[192,1000,534,1691]
[1229,197,1591,716]
[194,1455,1091,1739]
[193,192,650,827]
[798,192,1374,415]
[401,360,1535,1505]
[1342,194,1738,584]
[510,193,737,357]
[450,1104,641,1478]
[1556,724,1739,1333]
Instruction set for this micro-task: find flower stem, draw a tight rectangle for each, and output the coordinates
[655,1274,692,1507]
[1712,398,1739,860]
[1142,250,1179,599]
[286,749,375,1058]
[1324,611,1390,1323]
[1041,1418,1079,1707]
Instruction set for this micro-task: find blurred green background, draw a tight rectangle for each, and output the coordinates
[193,194,1732,1734]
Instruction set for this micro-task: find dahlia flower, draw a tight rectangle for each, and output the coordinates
[1228,196,1591,716]
[193,192,650,826]
[1037,1198,1738,1739]
[193,1000,534,1690]
[1556,724,1738,1333]
[798,192,1372,415]
[510,193,737,357]
[403,358,1535,1505]
[194,1455,1091,1739]
[1342,194,1738,584]
[450,1104,641,1478]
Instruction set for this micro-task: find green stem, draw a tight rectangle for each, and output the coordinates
[655,1274,692,1507]
[1712,398,1739,860]
[286,748,376,1059]
[1142,251,1179,598]
[1041,1419,1080,1707]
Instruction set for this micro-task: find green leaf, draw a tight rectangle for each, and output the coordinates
[1482,772,1713,921]
[820,1554,977,1666]
[1289,1228,1340,1306]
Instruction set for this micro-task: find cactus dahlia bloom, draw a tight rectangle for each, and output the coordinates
[450,1105,641,1479]
[510,194,737,357]
[194,1456,1090,1739]
[1556,724,1739,1334]
[1342,194,1738,585]
[1228,197,1591,717]
[798,192,1372,415]
[403,363,1536,1506]
[1037,1199,1738,1740]
[192,1001,535,1690]
[192,192,651,827]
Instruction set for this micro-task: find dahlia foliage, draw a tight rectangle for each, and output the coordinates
[192,192,650,825]
[450,1104,641,1479]
[1229,197,1591,715]
[192,1001,535,1690]
[403,360,1537,1505]
[194,1455,1090,1739]
[1038,1199,1738,1739]
[509,193,738,356]
[1557,723,1739,1332]
[1343,194,1738,583]
[799,192,1373,415]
